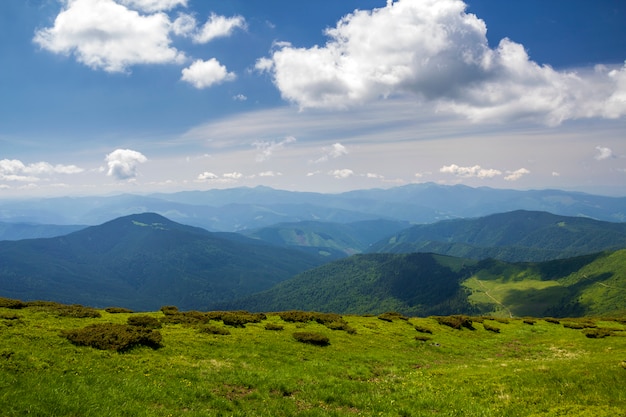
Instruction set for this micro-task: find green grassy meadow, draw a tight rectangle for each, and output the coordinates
[1,303,625,416]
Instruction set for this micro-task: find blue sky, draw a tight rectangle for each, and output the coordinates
[1,0,625,197]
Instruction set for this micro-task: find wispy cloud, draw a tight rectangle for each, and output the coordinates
[253,136,296,162]
[504,168,530,181]
[314,143,348,163]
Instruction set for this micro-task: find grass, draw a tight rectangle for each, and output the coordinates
[1,302,625,416]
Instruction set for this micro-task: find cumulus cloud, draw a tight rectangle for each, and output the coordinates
[33,0,186,73]
[440,164,501,179]
[259,171,282,177]
[594,146,615,160]
[258,0,626,124]
[0,159,83,182]
[504,168,530,181]
[330,169,354,179]
[181,58,236,89]
[105,149,147,180]
[192,13,246,44]
[253,136,296,162]
[223,172,243,180]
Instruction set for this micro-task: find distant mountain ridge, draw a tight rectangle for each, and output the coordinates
[0,213,327,311]
[0,183,625,232]
[368,210,626,262]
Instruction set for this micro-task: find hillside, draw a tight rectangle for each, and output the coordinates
[2,302,625,416]
[221,253,478,316]
[226,249,626,317]
[368,210,626,261]
[243,219,410,256]
[0,213,328,311]
[0,221,85,241]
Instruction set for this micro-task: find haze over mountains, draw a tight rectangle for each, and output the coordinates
[1,183,625,234]
[0,184,625,315]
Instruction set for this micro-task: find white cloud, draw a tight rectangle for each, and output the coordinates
[233,94,247,101]
[366,172,384,179]
[314,142,348,163]
[197,171,218,180]
[259,171,282,177]
[223,172,243,179]
[172,12,196,36]
[330,169,354,179]
[34,0,186,73]
[0,159,83,182]
[504,168,530,181]
[253,136,296,162]
[259,0,626,124]
[552,172,561,177]
[181,58,236,89]
[192,13,246,44]
[105,149,147,180]
[594,146,615,160]
[118,0,187,13]
[440,164,501,179]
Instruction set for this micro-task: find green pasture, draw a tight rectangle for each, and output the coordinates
[1,303,625,416]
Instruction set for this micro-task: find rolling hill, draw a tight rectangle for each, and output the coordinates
[368,210,626,261]
[0,213,329,311]
[224,249,626,317]
[242,219,411,256]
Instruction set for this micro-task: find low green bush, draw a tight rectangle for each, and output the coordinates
[544,317,561,324]
[160,305,179,315]
[127,315,162,329]
[435,315,475,330]
[378,312,408,322]
[221,312,266,328]
[278,311,315,323]
[264,323,284,331]
[583,328,613,339]
[0,297,27,309]
[160,310,210,325]
[61,323,162,352]
[483,322,500,333]
[200,325,231,335]
[414,325,433,334]
[415,335,432,342]
[292,332,330,346]
[523,319,536,325]
[105,307,134,314]
[54,304,101,318]
[563,321,596,329]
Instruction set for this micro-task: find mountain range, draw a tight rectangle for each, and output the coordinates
[1,183,625,233]
[0,184,625,316]
[0,213,327,311]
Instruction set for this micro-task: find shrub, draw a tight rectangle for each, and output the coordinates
[313,313,343,325]
[160,305,179,315]
[160,310,210,325]
[483,322,500,333]
[105,307,134,314]
[200,325,231,335]
[544,317,561,324]
[264,323,284,331]
[414,325,433,334]
[435,315,475,330]
[221,312,266,328]
[293,332,330,346]
[523,319,536,325]
[583,328,613,339]
[55,305,101,318]
[378,312,408,322]
[415,335,432,342]
[278,311,315,323]
[563,320,596,329]
[127,315,162,329]
[324,320,357,334]
[0,297,27,309]
[61,323,162,352]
